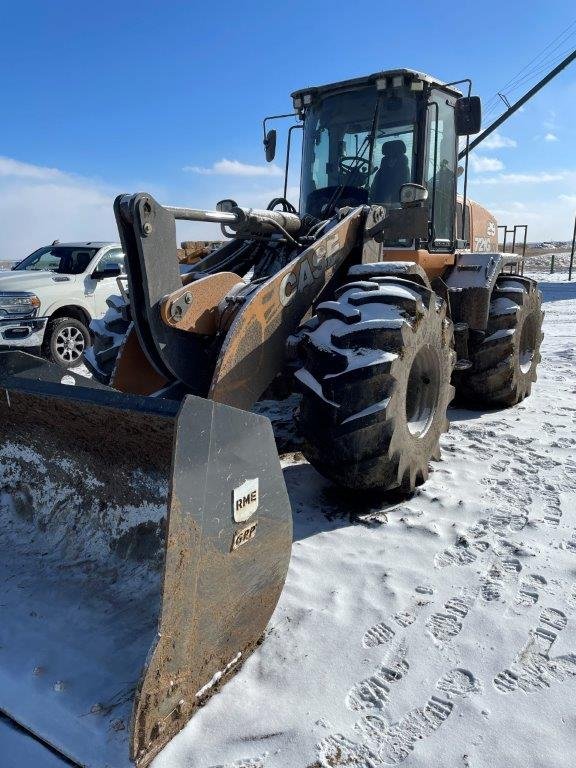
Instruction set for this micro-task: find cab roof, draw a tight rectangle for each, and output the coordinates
[49,241,120,249]
[291,69,463,101]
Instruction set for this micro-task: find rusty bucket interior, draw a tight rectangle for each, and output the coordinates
[0,352,292,767]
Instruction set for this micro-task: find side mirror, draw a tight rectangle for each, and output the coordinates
[400,183,428,208]
[91,263,122,280]
[216,199,238,213]
[264,129,277,162]
[455,96,482,136]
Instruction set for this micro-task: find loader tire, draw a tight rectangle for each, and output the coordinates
[457,275,543,407]
[295,276,456,492]
[84,296,131,384]
[45,316,90,368]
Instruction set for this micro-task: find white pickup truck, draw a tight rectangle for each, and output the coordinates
[0,241,125,367]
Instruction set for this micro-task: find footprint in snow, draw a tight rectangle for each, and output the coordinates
[434,538,488,569]
[543,504,563,527]
[493,607,576,695]
[346,645,409,711]
[434,510,530,571]
[480,556,524,603]
[315,734,380,768]
[426,595,473,643]
[350,668,479,765]
[362,593,432,648]
[514,573,547,609]
[562,538,576,554]
[209,755,268,768]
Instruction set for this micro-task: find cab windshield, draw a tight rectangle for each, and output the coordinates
[15,246,98,275]
[300,86,419,219]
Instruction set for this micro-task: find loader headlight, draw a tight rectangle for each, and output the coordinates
[0,292,41,317]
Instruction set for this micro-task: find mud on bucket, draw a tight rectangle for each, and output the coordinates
[0,351,292,767]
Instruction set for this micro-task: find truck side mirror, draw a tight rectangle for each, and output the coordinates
[455,96,482,136]
[91,263,122,280]
[264,129,277,162]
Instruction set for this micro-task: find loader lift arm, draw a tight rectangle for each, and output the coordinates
[114,192,366,408]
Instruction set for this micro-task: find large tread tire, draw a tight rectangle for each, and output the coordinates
[84,295,131,384]
[457,275,543,407]
[295,275,456,492]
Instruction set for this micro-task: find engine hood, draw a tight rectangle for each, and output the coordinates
[0,270,76,292]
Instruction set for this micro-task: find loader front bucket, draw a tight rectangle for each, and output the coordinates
[0,352,292,767]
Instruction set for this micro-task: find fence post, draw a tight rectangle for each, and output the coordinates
[569,213,576,282]
[551,253,555,274]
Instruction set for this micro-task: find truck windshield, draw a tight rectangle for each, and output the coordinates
[15,246,98,275]
[300,86,419,219]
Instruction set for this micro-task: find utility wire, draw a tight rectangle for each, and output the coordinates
[481,21,576,121]
[484,19,576,105]
[481,44,576,125]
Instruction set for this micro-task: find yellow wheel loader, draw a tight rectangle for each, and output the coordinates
[0,69,544,767]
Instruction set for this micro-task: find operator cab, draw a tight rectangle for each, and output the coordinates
[289,70,480,252]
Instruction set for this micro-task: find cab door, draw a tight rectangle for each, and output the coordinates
[85,248,126,318]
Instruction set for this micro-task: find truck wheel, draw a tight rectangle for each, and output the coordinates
[457,276,543,407]
[295,276,456,492]
[45,317,90,368]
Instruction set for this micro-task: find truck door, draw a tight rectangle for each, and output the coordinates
[87,248,126,318]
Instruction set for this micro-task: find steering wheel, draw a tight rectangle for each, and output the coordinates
[338,155,374,184]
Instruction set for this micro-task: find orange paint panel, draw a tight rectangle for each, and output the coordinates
[380,249,455,280]
[111,326,168,395]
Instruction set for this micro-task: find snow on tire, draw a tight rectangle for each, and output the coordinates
[457,275,544,407]
[84,295,131,384]
[295,276,456,492]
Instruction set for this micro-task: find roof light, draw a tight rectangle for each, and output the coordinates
[410,79,424,91]
[302,93,313,106]
[392,75,404,88]
[293,96,303,110]
[375,77,388,91]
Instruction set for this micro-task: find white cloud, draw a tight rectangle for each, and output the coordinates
[470,155,505,173]
[0,157,118,260]
[543,111,557,132]
[470,171,568,185]
[480,132,517,150]
[544,132,559,142]
[472,183,576,240]
[0,156,66,180]
[184,158,283,177]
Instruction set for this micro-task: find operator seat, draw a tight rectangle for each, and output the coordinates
[370,139,410,205]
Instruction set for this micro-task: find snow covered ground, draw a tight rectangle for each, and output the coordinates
[151,272,576,768]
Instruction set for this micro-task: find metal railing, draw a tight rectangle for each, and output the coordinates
[498,224,527,275]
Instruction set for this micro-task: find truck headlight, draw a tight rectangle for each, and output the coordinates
[0,292,41,317]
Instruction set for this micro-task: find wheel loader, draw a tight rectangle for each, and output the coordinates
[0,69,544,767]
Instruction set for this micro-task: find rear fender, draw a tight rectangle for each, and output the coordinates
[443,252,504,332]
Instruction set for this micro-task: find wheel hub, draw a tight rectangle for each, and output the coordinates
[519,313,538,374]
[56,326,86,363]
[405,346,441,438]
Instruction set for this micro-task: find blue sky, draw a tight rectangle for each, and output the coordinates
[1,0,575,257]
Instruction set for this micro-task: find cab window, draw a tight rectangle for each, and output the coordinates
[426,92,457,249]
[98,249,125,274]
[15,246,98,274]
[456,202,471,243]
